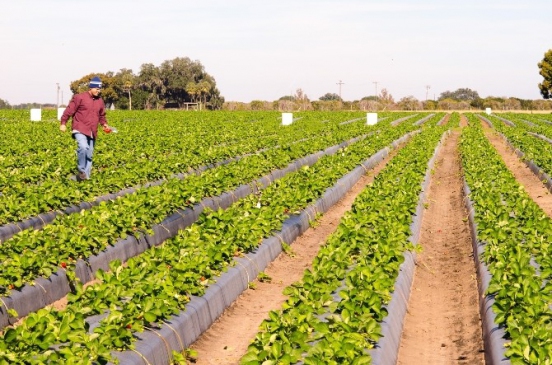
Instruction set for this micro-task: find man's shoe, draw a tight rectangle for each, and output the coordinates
[76,171,87,181]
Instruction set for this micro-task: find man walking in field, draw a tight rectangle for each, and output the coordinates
[60,76,111,181]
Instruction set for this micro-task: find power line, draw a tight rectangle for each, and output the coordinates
[336,80,345,99]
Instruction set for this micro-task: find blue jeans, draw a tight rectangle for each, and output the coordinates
[73,132,95,178]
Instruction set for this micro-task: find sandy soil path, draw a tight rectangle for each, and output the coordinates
[396,125,485,364]
[190,148,398,364]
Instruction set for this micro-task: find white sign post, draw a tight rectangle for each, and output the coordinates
[367,112,378,125]
[30,108,41,121]
[282,112,293,126]
[57,108,66,121]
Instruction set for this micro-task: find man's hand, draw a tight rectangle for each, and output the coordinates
[60,124,66,132]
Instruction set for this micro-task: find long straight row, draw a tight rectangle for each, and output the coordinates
[461,115,552,364]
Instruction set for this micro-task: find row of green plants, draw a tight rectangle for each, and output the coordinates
[0,110,385,183]
[0,112,438,363]
[461,115,552,364]
[503,113,552,145]
[1,110,374,225]
[482,113,552,180]
[240,120,449,364]
[496,113,552,130]
[0,110,342,183]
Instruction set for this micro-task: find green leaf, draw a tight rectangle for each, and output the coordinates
[3,328,17,343]
[144,312,157,323]
[270,341,282,359]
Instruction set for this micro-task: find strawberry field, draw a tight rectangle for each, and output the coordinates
[1,109,552,364]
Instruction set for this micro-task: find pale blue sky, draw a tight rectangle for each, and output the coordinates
[1,0,550,105]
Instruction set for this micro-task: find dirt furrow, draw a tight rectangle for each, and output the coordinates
[190,149,398,364]
[397,128,485,365]
[482,121,552,217]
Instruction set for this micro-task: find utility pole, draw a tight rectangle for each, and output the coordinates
[425,85,431,101]
[336,80,344,99]
[56,83,60,108]
[373,81,378,101]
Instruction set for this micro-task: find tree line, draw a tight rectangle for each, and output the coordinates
[225,87,552,112]
[3,88,551,112]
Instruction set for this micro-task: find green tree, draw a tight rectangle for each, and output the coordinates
[438,88,480,102]
[137,63,166,110]
[481,96,505,111]
[250,100,266,110]
[470,98,484,110]
[318,93,342,101]
[207,89,225,110]
[397,96,420,110]
[0,98,11,109]
[112,68,136,110]
[538,49,552,99]
[185,82,199,103]
[423,100,438,110]
[518,98,534,111]
[311,100,342,111]
[159,57,222,109]
[197,80,212,107]
[160,57,201,107]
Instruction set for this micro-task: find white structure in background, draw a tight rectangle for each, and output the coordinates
[282,112,293,126]
[367,112,378,125]
[30,108,41,121]
[486,108,492,115]
[57,108,66,121]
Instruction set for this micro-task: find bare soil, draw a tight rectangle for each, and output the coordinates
[482,122,552,216]
[395,116,552,364]
[396,127,485,364]
[192,118,524,365]
[190,149,398,364]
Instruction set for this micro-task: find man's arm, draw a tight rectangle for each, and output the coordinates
[99,100,108,127]
[99,100,110,131]
[60,95,79,131]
